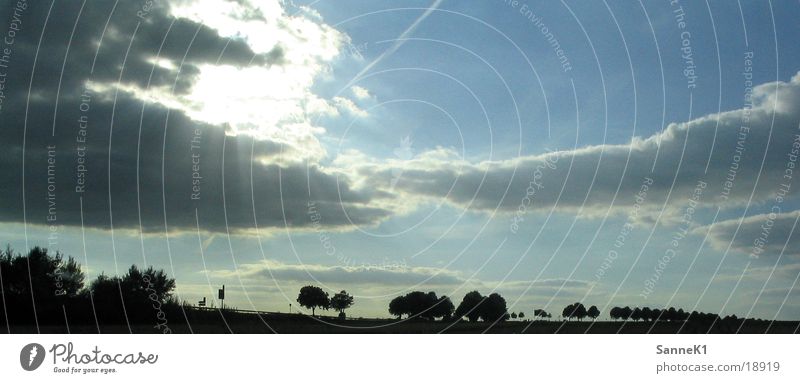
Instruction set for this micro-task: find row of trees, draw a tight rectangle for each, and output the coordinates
[560,304,730,323]
[1,247,178,327]
[609,306,732,323]
[298,287,518,323]
[389,291,455,320]
[296,285,354,317]
[385,290,511,322]
[609,306,687,321]
[561,303,601,321]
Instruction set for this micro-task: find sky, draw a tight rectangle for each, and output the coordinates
[1,0,800,320]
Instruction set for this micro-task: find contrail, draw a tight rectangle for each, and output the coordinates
[349,0,444,85]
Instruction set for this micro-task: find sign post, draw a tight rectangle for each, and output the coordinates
[218,285,225,310]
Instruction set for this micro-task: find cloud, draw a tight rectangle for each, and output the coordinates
[350,86,372,100]
[5,0,800,243]
[703,210,800,258]
[0,0,388,234]
[206,260,595,299]
[342,73,800,217]
[207,260,467,286]
[96,0,349,161]
[713,263,800,282]
[332,96,368,117]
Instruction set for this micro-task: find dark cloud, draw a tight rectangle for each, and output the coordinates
[0,0,388,234]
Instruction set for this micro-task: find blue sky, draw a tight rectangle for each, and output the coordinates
[2,0,800,319]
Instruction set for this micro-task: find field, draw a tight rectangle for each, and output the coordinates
[7,307,798,334]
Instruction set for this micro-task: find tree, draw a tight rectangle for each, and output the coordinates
[610,307,621,321]
[388,291,452,320]
[297,285,330,316]
[631,307,642,321]
[0,247,86,301]
[432,295,455,320]
[0,246,87,326]
[518,312,525,320]
[650,308,662,322]
[621,306,633,321]
[120,265,176,304]
[389,295,408,319]
[587,305,600,320]
[405,291,433,319]
[562,302,587,321]
[510,312,518,319]
[330,290,354,318]
[479,293,509,322]
[533,309,551,320]
[641,307,652,322]
[455,291,484,322]
[666,307,678,321]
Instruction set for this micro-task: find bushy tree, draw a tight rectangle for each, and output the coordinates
[587,305,600,320]
[621,306,633,320]
[610,306,621,321]
[453,291,509,322]
[533,309,551,320]
[641,307,652,321]
[387,291,452,320]
[0,247,85,301]
[330,290,354,318]
[479,293,509,322]
[432,295,455,320]
[631,307,642,321]
[389,295,408,319]
[297,285,330,316]
[562,303,587,321]
[455,291,484,322]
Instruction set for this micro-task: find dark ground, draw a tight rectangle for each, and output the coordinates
[5,308,798,334]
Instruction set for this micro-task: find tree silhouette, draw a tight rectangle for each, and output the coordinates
[387,291,452,320]
[432,295,455,320]
[1,247,85,301]
[518,312,525,320]
[389,295,408,319]
[587,305,600,320]
[533,309,551,320]
[1,246,86,325]
[621,306,633,321]
[453,291,509,322]
[297,285,330,316]
[666,307,678,321]
[510,312,518,319]
[455,291,484,322]
[562,303,587,321]
[631,307,642,321]
[330,290,354,318]
[641,307,652,322]
[479,293,509,322]
[121,265,176,304]
[610,306,621,321]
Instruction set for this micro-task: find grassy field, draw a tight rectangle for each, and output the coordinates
[8,308,799,334]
